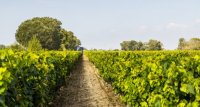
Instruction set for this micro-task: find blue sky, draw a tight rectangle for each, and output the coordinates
[0,0,200,49]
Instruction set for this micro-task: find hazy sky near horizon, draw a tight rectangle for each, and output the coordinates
[0,0,200,49]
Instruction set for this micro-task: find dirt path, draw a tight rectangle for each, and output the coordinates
[51,55,124,107]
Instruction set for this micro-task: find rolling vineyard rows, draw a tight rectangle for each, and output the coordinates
[0,50,81,107]
[86,51,200,106]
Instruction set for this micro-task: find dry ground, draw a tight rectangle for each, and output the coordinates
[51,55,124,107]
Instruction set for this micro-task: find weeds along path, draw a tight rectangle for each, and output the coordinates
[51,55,124,107]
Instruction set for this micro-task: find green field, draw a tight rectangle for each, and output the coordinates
[1,50,200,106]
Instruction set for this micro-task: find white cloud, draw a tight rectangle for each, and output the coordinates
[166,22,188,30]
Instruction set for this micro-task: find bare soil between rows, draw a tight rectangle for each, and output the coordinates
[51,55,124,107]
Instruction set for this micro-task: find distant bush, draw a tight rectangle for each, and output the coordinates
[28,35,42,51]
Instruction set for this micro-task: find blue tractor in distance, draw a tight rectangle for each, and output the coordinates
[76,46,83,54]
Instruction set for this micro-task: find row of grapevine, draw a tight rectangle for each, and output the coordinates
[85,51,200,107]
[0,50,81,107]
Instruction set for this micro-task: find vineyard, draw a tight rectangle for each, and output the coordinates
[1,1,200,106]
[0,50,81,106]
[1,50,200,107]
[85,51,200,106]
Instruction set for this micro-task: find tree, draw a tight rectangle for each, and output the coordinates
[177,38,186,50]
[137,41,146,50]
[177,37,200,50]
[28,35,42,51]
[186,38,200,50]
[120,41,129,50]
[129,40,138,50]
[120,40,139,50]
[0,44,6,49]
[146,39,163,50]
[15,17,62,50]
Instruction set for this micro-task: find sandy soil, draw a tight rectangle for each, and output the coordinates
[51,55,124,107]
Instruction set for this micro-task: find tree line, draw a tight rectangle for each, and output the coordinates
[120,39,163,51]
[120,37,200,51]
[178,38,200,50]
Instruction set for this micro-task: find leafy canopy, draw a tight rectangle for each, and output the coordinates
[15,17,80,50]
